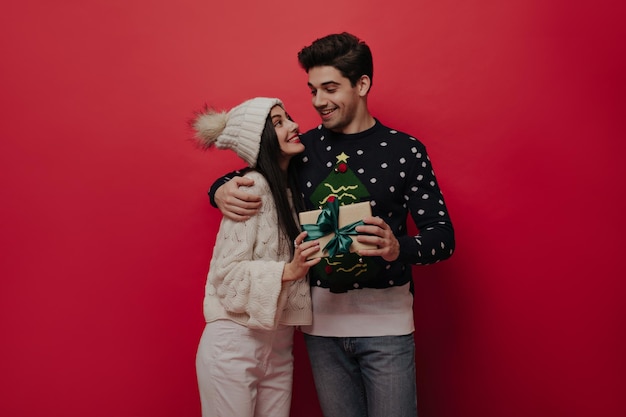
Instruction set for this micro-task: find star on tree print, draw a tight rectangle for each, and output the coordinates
[310,152,371,208]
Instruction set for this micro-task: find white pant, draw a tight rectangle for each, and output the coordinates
[196,320,295,417]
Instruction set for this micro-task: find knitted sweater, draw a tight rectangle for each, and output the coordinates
[202,171,312,330]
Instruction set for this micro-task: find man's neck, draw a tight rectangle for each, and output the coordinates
[333,112,376,135]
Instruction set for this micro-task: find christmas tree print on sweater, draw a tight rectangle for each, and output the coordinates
[308,152,381,293]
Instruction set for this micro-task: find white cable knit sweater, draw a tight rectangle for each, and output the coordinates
[202,171,312,330]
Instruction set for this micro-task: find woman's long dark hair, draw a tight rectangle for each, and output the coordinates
[247,111,304,254]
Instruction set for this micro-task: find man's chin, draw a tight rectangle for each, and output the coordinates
[321,119,337,130]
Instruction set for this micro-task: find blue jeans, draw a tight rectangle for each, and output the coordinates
[304,333,417,417]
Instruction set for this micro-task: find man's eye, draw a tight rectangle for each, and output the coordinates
[309,90,317,96]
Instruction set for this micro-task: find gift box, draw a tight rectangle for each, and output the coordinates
[298,199,376,259]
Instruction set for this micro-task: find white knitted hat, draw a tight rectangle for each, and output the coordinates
[192,97,283,167]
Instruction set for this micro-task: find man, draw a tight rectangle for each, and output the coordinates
[209,32,455,417]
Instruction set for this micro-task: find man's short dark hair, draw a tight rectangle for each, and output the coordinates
[297,32,373,88]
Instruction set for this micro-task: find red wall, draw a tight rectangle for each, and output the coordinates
[1,1,624,416]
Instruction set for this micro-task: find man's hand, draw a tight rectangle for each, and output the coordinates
[355,216,400,262]
[215,177,262,221]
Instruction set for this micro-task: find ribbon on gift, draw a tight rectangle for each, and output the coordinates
[301,198,365,257]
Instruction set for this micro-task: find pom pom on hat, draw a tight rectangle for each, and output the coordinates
[192,109,229,149]
[191,97,283,167]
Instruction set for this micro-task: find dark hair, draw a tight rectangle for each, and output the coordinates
[249,111,304,253]
[297,32,373,89]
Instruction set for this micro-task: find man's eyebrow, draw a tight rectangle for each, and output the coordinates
[307,80,341,88]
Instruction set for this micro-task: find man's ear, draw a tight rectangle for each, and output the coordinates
[357,75,372,96]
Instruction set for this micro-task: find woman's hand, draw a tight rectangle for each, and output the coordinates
[282,231,321,282]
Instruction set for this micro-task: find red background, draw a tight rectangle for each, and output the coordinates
[1,1,624,416]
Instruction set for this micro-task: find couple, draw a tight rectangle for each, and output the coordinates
[191,32,456,417]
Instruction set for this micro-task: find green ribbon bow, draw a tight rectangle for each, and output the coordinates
[302,199,365,257]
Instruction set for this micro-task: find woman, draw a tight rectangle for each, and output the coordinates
[191,97,320,417]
